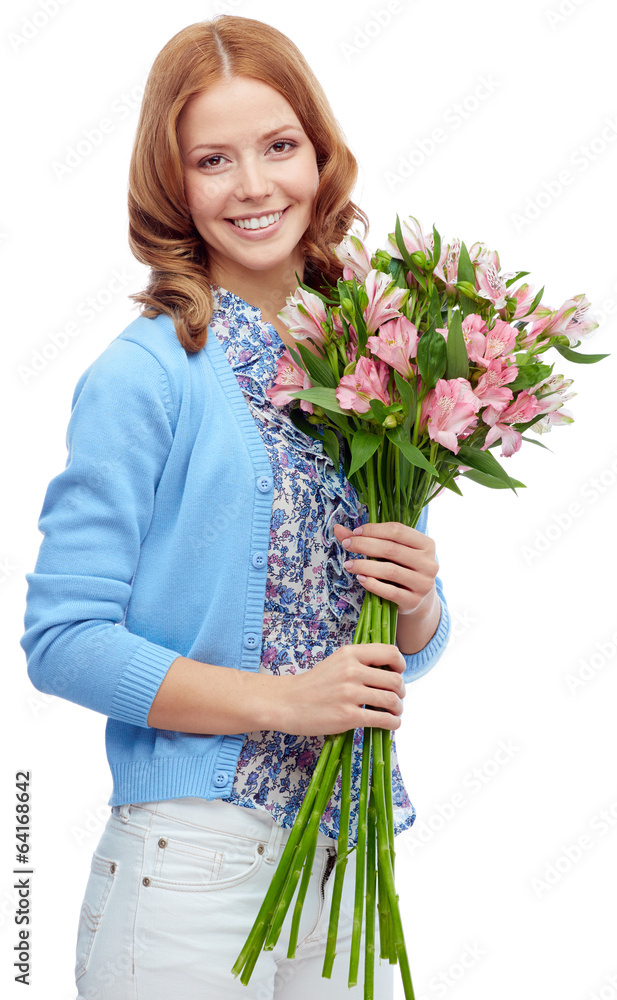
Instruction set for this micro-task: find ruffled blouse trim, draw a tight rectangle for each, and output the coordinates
[209,284,368,619]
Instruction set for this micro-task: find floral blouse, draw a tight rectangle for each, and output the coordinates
[209,285,415,847]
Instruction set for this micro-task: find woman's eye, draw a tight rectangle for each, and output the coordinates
[269,140,298,154]
[198,155,226,169]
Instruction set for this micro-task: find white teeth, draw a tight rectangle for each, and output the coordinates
[232,210,283,230]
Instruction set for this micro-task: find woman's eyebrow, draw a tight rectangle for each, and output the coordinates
[187,124,303,156]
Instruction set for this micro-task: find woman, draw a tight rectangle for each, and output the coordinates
[21,15,450,999]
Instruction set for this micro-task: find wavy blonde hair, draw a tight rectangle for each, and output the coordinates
[128,16,368,353]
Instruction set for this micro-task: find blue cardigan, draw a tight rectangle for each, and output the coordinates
[20,311,451,806]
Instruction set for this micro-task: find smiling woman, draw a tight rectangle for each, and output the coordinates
[20,13,450,1000]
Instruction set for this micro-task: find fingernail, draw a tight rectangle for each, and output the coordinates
[343,559,354,570]
[342,537,352,548]
[353,526,363,535]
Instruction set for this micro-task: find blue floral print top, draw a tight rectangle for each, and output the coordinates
[209,284,415,847]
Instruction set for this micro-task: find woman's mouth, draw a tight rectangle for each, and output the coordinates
[225,207,289,237]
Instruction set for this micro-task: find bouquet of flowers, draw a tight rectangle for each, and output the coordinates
[231,216,606,998]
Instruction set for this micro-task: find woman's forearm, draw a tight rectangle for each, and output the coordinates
[146,656,284,734]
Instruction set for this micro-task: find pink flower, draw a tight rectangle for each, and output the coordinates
[336,355,392,414]
[482,391,542,457]
[524,294,598,347]
[362,270,408,334]
[387,215,447,277]
[462,313,488,360]
[510,283,537,319]
[532,374,576,414]
[367,315,419,378]
[266,348,314,413]
[278,288,328,343]
[475,261,508,310]
[473,359,518,411]
[469,318,518,365]
[421,378,481,455]
[334,234,374,282]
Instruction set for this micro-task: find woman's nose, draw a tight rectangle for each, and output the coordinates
[235,156,273,202]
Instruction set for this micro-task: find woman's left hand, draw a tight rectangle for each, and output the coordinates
[333,521,438,616]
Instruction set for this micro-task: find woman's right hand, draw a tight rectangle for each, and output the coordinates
[277,643,407,737]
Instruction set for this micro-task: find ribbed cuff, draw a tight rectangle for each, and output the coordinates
[401,587,451,683]
[110,641,182,728]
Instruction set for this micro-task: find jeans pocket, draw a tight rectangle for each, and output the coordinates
[146,827,266,893]
[75,853,117,982]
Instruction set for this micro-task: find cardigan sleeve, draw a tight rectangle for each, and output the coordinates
[20,337,183,728]
[399,503,451,684]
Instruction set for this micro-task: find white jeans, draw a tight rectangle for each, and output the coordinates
[75,796,395,999]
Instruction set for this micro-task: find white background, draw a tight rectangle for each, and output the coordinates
[2,0,616,997]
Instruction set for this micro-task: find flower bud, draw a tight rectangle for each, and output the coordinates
[343,360,357,376]
[382,414,398,428]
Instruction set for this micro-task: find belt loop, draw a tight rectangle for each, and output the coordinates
[265,819,284,864]
[117,803,131,823]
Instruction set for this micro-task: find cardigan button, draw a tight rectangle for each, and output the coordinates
[243,632,259,649]
[213,771,229,787]
[256,475,273,493]
[251,551,266,568]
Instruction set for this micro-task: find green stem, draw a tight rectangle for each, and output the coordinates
[322,728,355,977]
[365,786,377,1000]
[263,732,347,951]
[349,725,371,988]
[287,833,317,959]
[372,753,416,999]
[232,735,336,981]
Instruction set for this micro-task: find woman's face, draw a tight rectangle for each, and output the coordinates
[178,76,320,289]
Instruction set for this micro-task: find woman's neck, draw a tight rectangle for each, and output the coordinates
[210,253,306,331]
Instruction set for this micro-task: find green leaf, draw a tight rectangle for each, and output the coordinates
[416,326,447,390]
[288,407,324,443]
[518,284,544,319]
[445,310,469,380]
[348,429,382,477]
[367,398,389,422]
[427,283,442,332]
[456,444,519,492]
[393,370,416,414]
[461,469,527,489]
[458,292,477,320]
[432,224,442,268]
[393,216,426,288]
[554,344,609,364]
[291,387,345,416]
[520,435,552,451]
[508,362,553,392]
[437,477,464,496]
[457,241,475,286]
[322,428,340,469]
[505,270,530,288]
[385,425,439,475]
[295,342,337,387]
